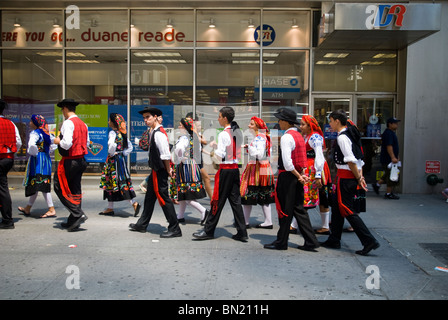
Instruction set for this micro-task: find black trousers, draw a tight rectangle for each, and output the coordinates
[0,158,14,225]
[54,157,87,223]
[275,171,319,248]
[135,169,180,233]
[328,177,376,246]
[205,168,247,237]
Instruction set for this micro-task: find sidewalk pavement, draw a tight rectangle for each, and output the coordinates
[1,176,447,300]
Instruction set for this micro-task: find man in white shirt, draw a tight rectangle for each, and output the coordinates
[321,110,379,256]
[129,107,181,238]
[264,108,319,251]
[192,106,248,242]
[53,99,89,232]
[0,99,22,229]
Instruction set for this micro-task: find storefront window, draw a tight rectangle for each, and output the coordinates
[65,49,127,172]
[1,11,63,48]
[1,49,63,172]
[196,10,260,48]
[263,10,310,48]
[313,50,397,92]
[131,10,194,48]
[261,50,309,126]
[66,10,128,48]
[130,49,194,173]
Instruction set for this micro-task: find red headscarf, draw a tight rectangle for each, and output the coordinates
[301,114,325,148]
[251,116,271,157]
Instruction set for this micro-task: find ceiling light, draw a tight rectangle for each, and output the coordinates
[316,60,338,65]
[208,18,216,28]
[134,52,182,57]
[373,53,396,59]
[361,61,384,65]
[57,59,100,64]
[143,59,186,64]
[323,53,349,58]
[291,19,299,29]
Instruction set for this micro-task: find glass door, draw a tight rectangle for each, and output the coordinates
[355,95,395,183]
[311,95,352,182]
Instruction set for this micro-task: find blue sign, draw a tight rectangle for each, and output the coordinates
[254,24,276,46]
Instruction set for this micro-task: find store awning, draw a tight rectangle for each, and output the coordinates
[318,3,441,50]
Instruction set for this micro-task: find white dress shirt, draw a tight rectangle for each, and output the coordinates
[336,127,364,171]
[151,124,171,161]
[280,127,298,172]
[59,115,90,151]
[215,125,238,164]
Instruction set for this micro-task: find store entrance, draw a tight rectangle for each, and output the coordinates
[312,94,396,185]
[312,95,351,183]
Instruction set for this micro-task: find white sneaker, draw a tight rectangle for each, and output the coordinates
[139,182,147,193]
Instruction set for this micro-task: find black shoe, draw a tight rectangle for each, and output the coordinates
[67,215,88,232]
[129,223,147,233]
[178,218,186,223]
[263,243,287,250]
[201,209,210,226]
[372,183,380,195]
[355,241,380,256]
[0,222,14,229]
[99,210,114,216]
[192,230,214,240]
[320,240,341,249]
[232,233,248,242]
[255,224,273,229]
[384,193,400,200]
[160,230,182,238]
[297,245,319,252]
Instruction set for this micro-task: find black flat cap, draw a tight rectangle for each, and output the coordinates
[273,108,299,124]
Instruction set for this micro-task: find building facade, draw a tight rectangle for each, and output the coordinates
[0,0,446,194]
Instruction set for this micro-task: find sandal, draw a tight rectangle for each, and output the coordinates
[18,206,31,216]
[133,202,141,217]
[40,211,57,218]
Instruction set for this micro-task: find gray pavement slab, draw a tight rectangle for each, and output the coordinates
[1,176,447,301]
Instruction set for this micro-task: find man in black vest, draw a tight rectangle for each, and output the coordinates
[321,110,379,256]
[129,107,181,238]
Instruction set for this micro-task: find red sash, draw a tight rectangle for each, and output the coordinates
[57,155,84,205]
[210,164,238,215]
[274,169,287,219]
[336,169,355,217]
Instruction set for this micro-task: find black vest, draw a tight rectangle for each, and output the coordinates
[148,127,165,171]
[333,129,364,165]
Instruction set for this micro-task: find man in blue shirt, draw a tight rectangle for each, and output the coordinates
[372,117,400,199]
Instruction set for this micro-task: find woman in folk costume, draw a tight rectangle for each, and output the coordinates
[173,117,209,224]
[291,115,332,234]
[240,116,275,229]
[18,114,57,218]
[99,113,141,217]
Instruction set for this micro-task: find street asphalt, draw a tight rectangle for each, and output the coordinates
[1,175,447,302]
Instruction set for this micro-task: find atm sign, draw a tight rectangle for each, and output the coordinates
[365,4,406,30]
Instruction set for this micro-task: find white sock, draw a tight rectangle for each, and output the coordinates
[261,204,272,226]
[320,210,330,229]
[243,205,252,225]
